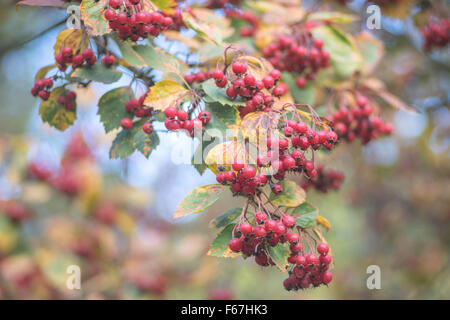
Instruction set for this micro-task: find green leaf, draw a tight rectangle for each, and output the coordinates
[173,184,227,219]
[207,224,239,258]
[307,11,359,24]
[118,41,187,76]
[209,208,241,229]
[202,79,245,107]
[80,0,110,36]
[182,9,230,45]
[109,118,160,159]
[71,64,122,84]
[290,202,319,228]
[269,180,306,207]
[282,72,315,105]
[204,102,240,137]
[97,87,131,133]
[311,25,362,79]
[268,243,289,272]
[35,64,55,81]
[39,86,76,131]
[192,134,217,175]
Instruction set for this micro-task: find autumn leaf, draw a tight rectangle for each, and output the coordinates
[143,80,190,111]
[173,184,227,219]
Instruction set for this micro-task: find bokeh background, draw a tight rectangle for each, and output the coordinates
[0,0,449,299]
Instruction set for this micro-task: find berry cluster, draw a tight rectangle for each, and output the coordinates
[183,70,214,85]
[301,165,344,193]
[214,62,286,117]
[0,200,34,223]
[421,18,450,52]
[206,0,242,9]
[57,90,77,111]
[329,95,393,144]
[225,9,259,37]
[56,47,97,72]
[262,31,330,88]
[228,214,333,290]
[216,119,338,195]
[283,242,333,290]
[163,107,210,136]
[120,90,154,134]
[30,77,53,101]
[105,0,174,41]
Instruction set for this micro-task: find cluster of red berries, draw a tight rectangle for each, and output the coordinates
[183,70,214,85]
[262,32,330,88]
[104,0,174,41]
[214,62,286,117]
[28,134,91,196]
[120,91,155,134]
[225,9,259,37]
[163,107,210,136]
[0,200,34,223]
[283,242,333,291]
[31,77,53,101]
[228,214,333,290]
[301,165,344,193]
[57,90,77,111]
[328,95,393,144]
[206,0,242,9]
[216,121,338,195]
[421,18,450,52]
[56,47,97,72]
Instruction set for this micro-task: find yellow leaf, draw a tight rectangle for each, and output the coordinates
[144,80,190,111]
[205,140,248,174]
[316,215,330,230]
[53,29,89,58]
[240,111,280,144]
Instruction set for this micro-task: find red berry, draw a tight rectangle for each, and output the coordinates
[120,118,133,130]
[177,110,188,121]
[142,122,154,134]
[164,107,177,118]
[232,62,247,75]
[281,214,296,228]
[239,222,253,235]
[322,271,333,284]
[269,69,281,81]
[229,238,242,252]
[109,0,121,9]
[317,242,329,255]
[241,166,256,179]
[198,110,211,125]
[262,76,274,89]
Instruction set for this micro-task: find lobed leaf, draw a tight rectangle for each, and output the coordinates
[268,243,289,273]
[71,64,122,84]
[209,208,241,229]
[80,0,110,36]
[290,202,319,228]
[202,79,245,107]
[311,25,362,79]
[54,29,89,58]
[39,86,76,131]
[97,87,132,133]
[173,184,227,219]
[109,118,160,159]
[269,180,306,207]
[143,80,189,111]
[207,224,239,258]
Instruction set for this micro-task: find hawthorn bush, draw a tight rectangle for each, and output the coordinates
[16,0,448,292]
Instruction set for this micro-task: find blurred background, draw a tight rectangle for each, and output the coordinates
[0,0,449,299]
